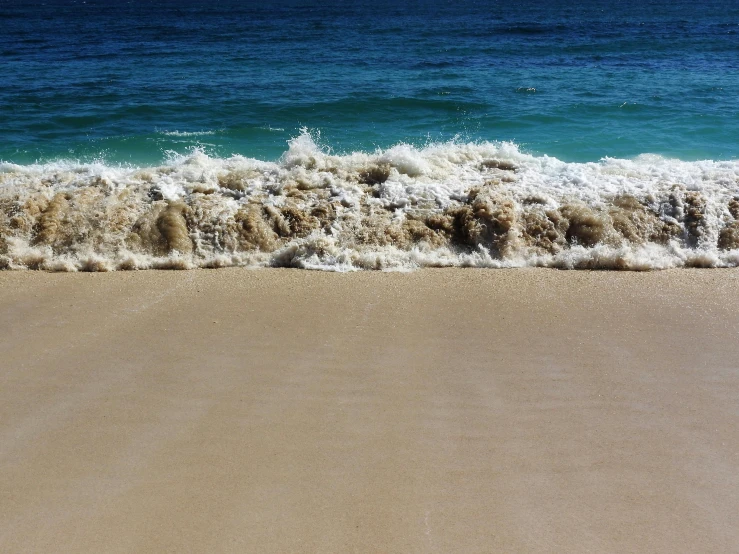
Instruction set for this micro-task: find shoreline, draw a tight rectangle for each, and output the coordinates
[3,137,739,274]
[1,268,738,552]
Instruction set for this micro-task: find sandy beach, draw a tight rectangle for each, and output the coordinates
[1,268,738,553]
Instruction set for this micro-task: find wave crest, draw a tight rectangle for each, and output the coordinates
[1,133,738,271]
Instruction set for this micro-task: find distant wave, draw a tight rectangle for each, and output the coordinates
[157,130,218,137]
[1,131,738,271]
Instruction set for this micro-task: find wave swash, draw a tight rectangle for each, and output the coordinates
[1,133,739,272]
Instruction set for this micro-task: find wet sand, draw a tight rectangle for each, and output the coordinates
[1,268,738,553]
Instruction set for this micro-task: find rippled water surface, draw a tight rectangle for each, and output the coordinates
[2,0,738,164]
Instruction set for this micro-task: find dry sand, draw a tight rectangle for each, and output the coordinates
[1,268,738,553]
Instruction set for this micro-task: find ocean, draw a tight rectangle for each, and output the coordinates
[1,0,738,270]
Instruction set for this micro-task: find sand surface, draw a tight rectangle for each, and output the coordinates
[1,268,738,553]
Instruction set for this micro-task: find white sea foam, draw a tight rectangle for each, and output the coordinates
[157,130,218,137]
[1,132,738,271]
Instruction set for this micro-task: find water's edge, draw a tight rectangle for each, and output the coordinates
[2,134,738,272]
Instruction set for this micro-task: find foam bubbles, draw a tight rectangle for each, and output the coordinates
[1,131,739,271]
[157,130,218,137]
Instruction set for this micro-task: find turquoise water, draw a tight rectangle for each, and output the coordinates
[2,0,739,272]
[2,0,738,165]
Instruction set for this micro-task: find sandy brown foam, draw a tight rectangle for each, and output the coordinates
[2,138,739,270]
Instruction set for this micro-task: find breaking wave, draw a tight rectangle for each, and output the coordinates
[1,132,739,271]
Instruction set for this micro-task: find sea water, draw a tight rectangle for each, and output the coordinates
[1,0,738,270]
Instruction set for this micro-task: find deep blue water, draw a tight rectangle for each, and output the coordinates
[1,0,738,165]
